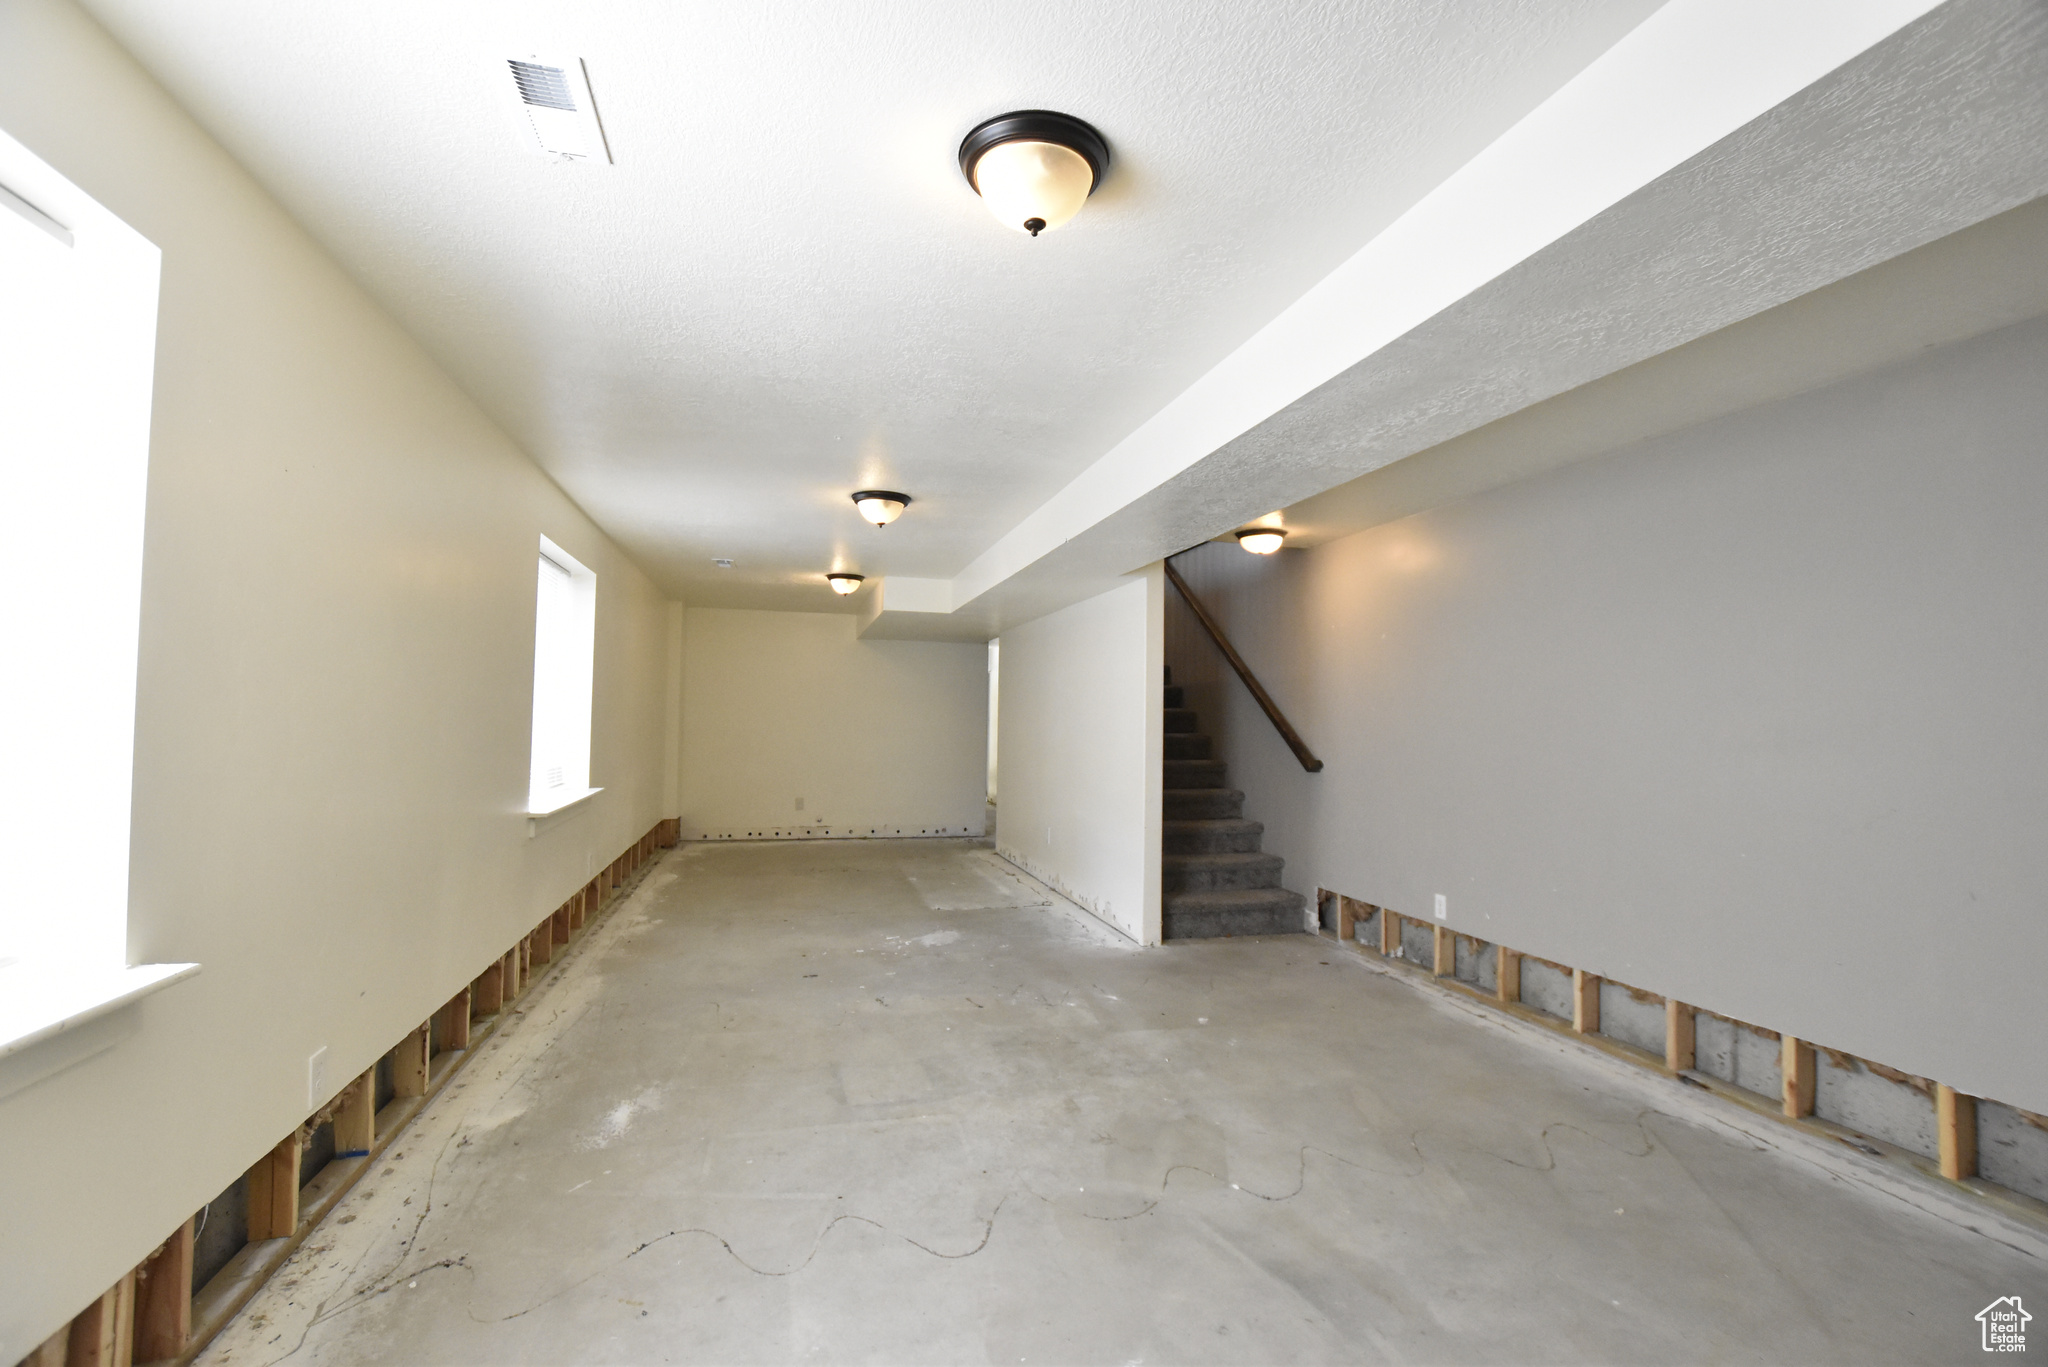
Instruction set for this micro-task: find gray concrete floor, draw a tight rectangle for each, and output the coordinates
[203,840,2043,1365]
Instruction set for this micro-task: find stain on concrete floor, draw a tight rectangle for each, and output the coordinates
[199,839,2043,1365]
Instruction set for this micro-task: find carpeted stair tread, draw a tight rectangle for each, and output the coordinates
[1163,851,1285,892]
[1163,788,1245,820]
[1163,758,1229,788]
[1163,818,1264,854]
[1162,887,1307,939]
[1158,681,1304,938]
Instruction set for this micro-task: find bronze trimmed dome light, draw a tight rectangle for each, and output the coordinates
[958,110,1110,237]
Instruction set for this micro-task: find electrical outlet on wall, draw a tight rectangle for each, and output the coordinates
[308,1045,329,1108]
[1434,894,1447,921]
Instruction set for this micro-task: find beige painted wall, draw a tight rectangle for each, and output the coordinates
[1168,311,2048,1114]
[678,608,988,841]
[0,1,673,1352]
[996,570,1164,944]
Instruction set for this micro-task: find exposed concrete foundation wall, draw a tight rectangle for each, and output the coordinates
[1597,983,1665,1057]
[1979,1103,2048,1206]
[996,569,1164,944]
[0,3,673,1354]
[1694,1015,1784,1101]
[1815,1055,1937,1161]
[1518,960,1573,1023]
[1453,937,1496,993]
[1167,304,2048,1114]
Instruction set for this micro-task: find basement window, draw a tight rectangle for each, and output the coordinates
[528,536,598,817]
[0,133,197,1072]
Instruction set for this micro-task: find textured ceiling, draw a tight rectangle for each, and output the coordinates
[79,0,1667,609]
[849,0,2048,639]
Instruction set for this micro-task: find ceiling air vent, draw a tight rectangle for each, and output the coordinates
[506,56,611,163]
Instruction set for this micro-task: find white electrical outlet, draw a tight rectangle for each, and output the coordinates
[308,1046,329,1108]
[1434,894,1447,921]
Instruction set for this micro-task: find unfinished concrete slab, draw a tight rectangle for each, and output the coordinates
[199,840,2042,1366]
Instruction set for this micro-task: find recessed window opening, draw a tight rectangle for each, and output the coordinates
[0,142,159,978]
[529,536,597,814]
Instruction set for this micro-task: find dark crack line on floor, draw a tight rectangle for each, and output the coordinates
[1438,1108,1662,1175]
[245,939,620,1366]
[460,1195,1019,1325]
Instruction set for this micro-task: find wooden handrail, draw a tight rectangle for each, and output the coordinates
[1163,558,1323,773]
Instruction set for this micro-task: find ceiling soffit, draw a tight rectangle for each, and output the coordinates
[863,0,2048,639]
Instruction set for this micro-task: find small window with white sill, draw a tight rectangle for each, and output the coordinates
[528,536,597,815]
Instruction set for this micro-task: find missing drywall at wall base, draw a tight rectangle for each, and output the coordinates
[1694,1013,1783,1099]
[1517,957,1573,1020]
[1596,982,1665,1056]
[1399,917,1434,968]
[1980,1102,2048,1204]
[1314,887,2048,1219]
[1453,935,1497,993]
[22,819,681,1367]
[690,827,982,840]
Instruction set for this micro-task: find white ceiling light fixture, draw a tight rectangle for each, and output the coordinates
[1236,528,1285,555]
[851,490,911,526]
[959,111,1110,237]
[826,573,866,595]
[506,56,612,163]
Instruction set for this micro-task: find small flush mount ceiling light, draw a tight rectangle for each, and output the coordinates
[1236,528,1286,555]
[851,490,911,526]
[826,573,866,596]
[959,111,1110,237]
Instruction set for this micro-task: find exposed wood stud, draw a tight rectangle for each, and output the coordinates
[393,1022,430,1099]
[1336,895,1358,941]
[65,1269,134,1367]
[531,924,552,968]
[245,1132,302,1242]
[1665,1000,1696,1072]
[1433,925,1453,978]
[75,825,664,1367]
[333,1069,375,1156]
[135,1217,194,1362]
[440,986,472,1052]
[1938,1084,1979,1180]
[1496,948,1521,1003]
[552,906,570,948]
[473,960,503,1016]
[1782,1036,1816,1118]
[1380,908,1400,957]
[1572,969,1600,1035]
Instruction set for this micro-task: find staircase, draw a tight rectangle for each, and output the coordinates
[1162,669,1307,938]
